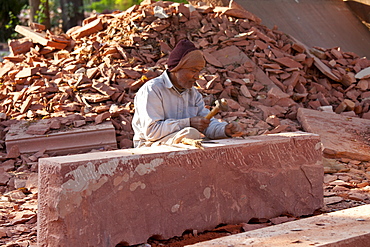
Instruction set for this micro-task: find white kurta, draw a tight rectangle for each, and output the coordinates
[132,70,227,147]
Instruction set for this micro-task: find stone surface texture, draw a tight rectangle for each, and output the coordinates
[297,108,370,161]
[188,204,370,247]
[37,132,323,246]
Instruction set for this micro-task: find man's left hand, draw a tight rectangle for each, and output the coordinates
[225,122,245,137]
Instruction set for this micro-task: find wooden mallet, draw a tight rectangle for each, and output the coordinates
[180,99,228,149]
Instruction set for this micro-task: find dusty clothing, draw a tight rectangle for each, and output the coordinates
[132,70,228,148]
[150,127,204,147]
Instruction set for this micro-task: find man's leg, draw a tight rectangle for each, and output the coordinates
[151,127,204,146]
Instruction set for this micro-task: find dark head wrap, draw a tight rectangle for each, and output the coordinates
[167,39,198,71]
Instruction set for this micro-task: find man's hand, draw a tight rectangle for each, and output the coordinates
[225,121,244,137]
[190,116,210,133]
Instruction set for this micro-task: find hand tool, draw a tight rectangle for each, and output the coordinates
[205,98,228,119]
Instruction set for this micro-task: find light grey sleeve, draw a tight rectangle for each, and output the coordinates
[134,82,190,142]
[193,90,228,139]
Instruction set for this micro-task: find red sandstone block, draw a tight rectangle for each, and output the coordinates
[363,112,370,119]
[297,108,370,161]
[20,95,33,114]
[211,46,249,67]
[92,81,117,96]
[71,18,104,39]
[15,67,40,78]
[0,62,15,78]
[189,204,370,247]
[29,22,46,31]
[15,25,67,49]
[8,38,33,55]
[5,120,117,155]
[121,68,141,79]
[25,124,50,135]
[95,112,111,124]
[6,145,20,159]
[203,51,223,67]
[291,42,305,53]
[38,132,323,246]
[273,57,303,69]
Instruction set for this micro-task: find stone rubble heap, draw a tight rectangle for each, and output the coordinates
[0,0,370,246]
[0,0,369,149]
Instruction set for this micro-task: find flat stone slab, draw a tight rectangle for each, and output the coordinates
[5,120,117,155]
[297,108,370,161]
[188,204,370,247]
[38,132,323,246]
[210,45,249,67]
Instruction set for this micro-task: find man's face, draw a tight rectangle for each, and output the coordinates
[173,66,203,90]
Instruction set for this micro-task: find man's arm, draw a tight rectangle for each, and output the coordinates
[134,83,189,142]
[225,122,244,137]
[192,91,228,139]
[193,92,244,139]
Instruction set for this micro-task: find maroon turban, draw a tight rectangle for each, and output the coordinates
[167,39,198,71]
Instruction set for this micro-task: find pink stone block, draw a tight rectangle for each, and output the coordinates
[297,108,370,161]
[189,204,370,247]
[6,121,117,155]
[38,132,323,246]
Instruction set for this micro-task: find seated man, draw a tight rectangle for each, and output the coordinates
[132,39,243,148]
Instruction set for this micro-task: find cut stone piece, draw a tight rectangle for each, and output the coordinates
[5,120,117,155]
[210,45,249,67]
[70,18,104,39]
[37,132,323,246]
[355,67,370,79]
[188,204,370,247]
[297,108,370,161]
[15,25,67,49]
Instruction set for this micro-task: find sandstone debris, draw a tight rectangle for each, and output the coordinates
[0,1,369,246]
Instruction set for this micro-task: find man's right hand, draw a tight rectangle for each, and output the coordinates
[190,116,210,133]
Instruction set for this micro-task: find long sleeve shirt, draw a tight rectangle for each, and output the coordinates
[132,70,228,147]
